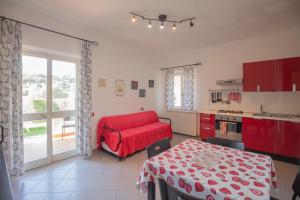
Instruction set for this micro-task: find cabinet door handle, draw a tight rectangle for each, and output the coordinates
[202,118,210,120]
[257,85,260,92]
[292,84,296,92]
[204,127,211,130]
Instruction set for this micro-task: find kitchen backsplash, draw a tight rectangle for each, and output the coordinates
[206,92,300,114]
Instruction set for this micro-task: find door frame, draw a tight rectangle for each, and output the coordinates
[22,49,80,170]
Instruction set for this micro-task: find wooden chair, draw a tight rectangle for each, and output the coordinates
[206,137,245,150]
[292,166,300,200]
[146,138,171,158]
[159,179,200,200]
[146,138,171,200]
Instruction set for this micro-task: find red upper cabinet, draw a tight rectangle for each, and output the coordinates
[242,117,276,153]
[243,57,300,92]
[243,60,278,92]
[281,57,300,91]
[199,113,215,140]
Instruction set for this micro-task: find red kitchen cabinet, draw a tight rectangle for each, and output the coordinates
[199,113,215,140]
[243,117,300,159]
[242,117,276,153]
[243,57,300,92]
[276,121,300,159]
[280,57,300,91]
[243,60,278,92]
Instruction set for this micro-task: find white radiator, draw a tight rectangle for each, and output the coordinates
[163,110,199,136]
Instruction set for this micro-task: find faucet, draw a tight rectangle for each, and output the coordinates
[260,104,264,113]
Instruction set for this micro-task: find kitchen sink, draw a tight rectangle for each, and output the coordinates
[252,112,296,119]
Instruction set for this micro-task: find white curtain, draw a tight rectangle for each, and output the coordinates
[165,69,175,110]
[77,41,92,158]
[183,66,195,111]
[0,19,24,176]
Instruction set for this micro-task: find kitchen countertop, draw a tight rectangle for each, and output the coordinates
[200,110,300,123]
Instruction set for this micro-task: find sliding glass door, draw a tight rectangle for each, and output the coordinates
[22,53,78,170]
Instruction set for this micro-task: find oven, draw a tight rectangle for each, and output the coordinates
[215,115,242,141]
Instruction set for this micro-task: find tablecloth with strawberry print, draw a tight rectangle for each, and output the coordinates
[136,139,277,200]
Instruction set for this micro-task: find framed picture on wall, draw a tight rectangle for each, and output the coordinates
[131,80,138,90]
[139,89,146,97]
[149,80,154,88]
[115,79,125,96]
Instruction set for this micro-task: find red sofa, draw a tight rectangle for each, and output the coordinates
[97,111,172,159]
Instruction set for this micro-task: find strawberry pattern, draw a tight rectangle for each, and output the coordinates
[137,139,277,200]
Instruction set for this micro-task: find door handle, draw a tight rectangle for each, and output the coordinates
[0,125,3,144]
[257,85,260,92]
[292,84,296,92]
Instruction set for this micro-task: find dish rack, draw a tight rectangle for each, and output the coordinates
[208,89,241,104]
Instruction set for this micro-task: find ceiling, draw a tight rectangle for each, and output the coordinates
[3,0,300,52]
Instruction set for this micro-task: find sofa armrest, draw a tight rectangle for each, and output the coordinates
[103,126,122,151]
[158,117,172,127]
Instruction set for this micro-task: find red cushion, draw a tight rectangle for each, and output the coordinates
[105,122,172,157]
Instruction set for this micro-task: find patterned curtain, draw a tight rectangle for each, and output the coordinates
[0,19,24,176]
[77,41,92,158]
[165,69,175,110]
[183,66,195,111]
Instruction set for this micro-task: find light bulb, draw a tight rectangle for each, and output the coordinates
[148,20,152,28]
[172,23,176,30]
[131,15,136,23]
[160,22,164,29]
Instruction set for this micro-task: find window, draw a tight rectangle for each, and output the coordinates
[174,72,183,108]
[165,67,195,111]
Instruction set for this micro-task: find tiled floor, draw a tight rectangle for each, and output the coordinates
[12,134,298,200]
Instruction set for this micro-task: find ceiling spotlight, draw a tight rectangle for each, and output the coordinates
[148,20,152,28]
[190,20,194,27]
[132,14,136,22]
[172,22,176,30]
[160,21,164,29]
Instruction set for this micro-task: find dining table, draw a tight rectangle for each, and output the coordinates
[136,139,277,200]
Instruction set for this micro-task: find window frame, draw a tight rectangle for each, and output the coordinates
[22,48,80,170]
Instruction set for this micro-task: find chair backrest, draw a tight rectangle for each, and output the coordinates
[159,179,200,200]
[292,166,300,200]
[147,138,171,158]
[206,138,245,150]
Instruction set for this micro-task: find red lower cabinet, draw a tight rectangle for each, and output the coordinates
[199,113,215,139]
[242,117,276,153]
[243,117,300,159]
[276,121,300,159]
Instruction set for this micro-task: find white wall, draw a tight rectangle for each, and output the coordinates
[0,2,161,148]
[158,27,300,115]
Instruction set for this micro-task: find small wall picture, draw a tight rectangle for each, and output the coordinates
[139,89,146,97]
[115,79,125,96]
[149,80,154,88]
[131,80,138,90]
[98,78,106,87]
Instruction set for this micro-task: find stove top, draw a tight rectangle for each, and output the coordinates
[217,110,243,115]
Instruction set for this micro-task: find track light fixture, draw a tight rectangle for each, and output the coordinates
[160,21,164,29]
[172,22,176,30]
[130,12,196,31]
[190,20,194,27]
[148,20,152,28]
[131,14,136,22]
